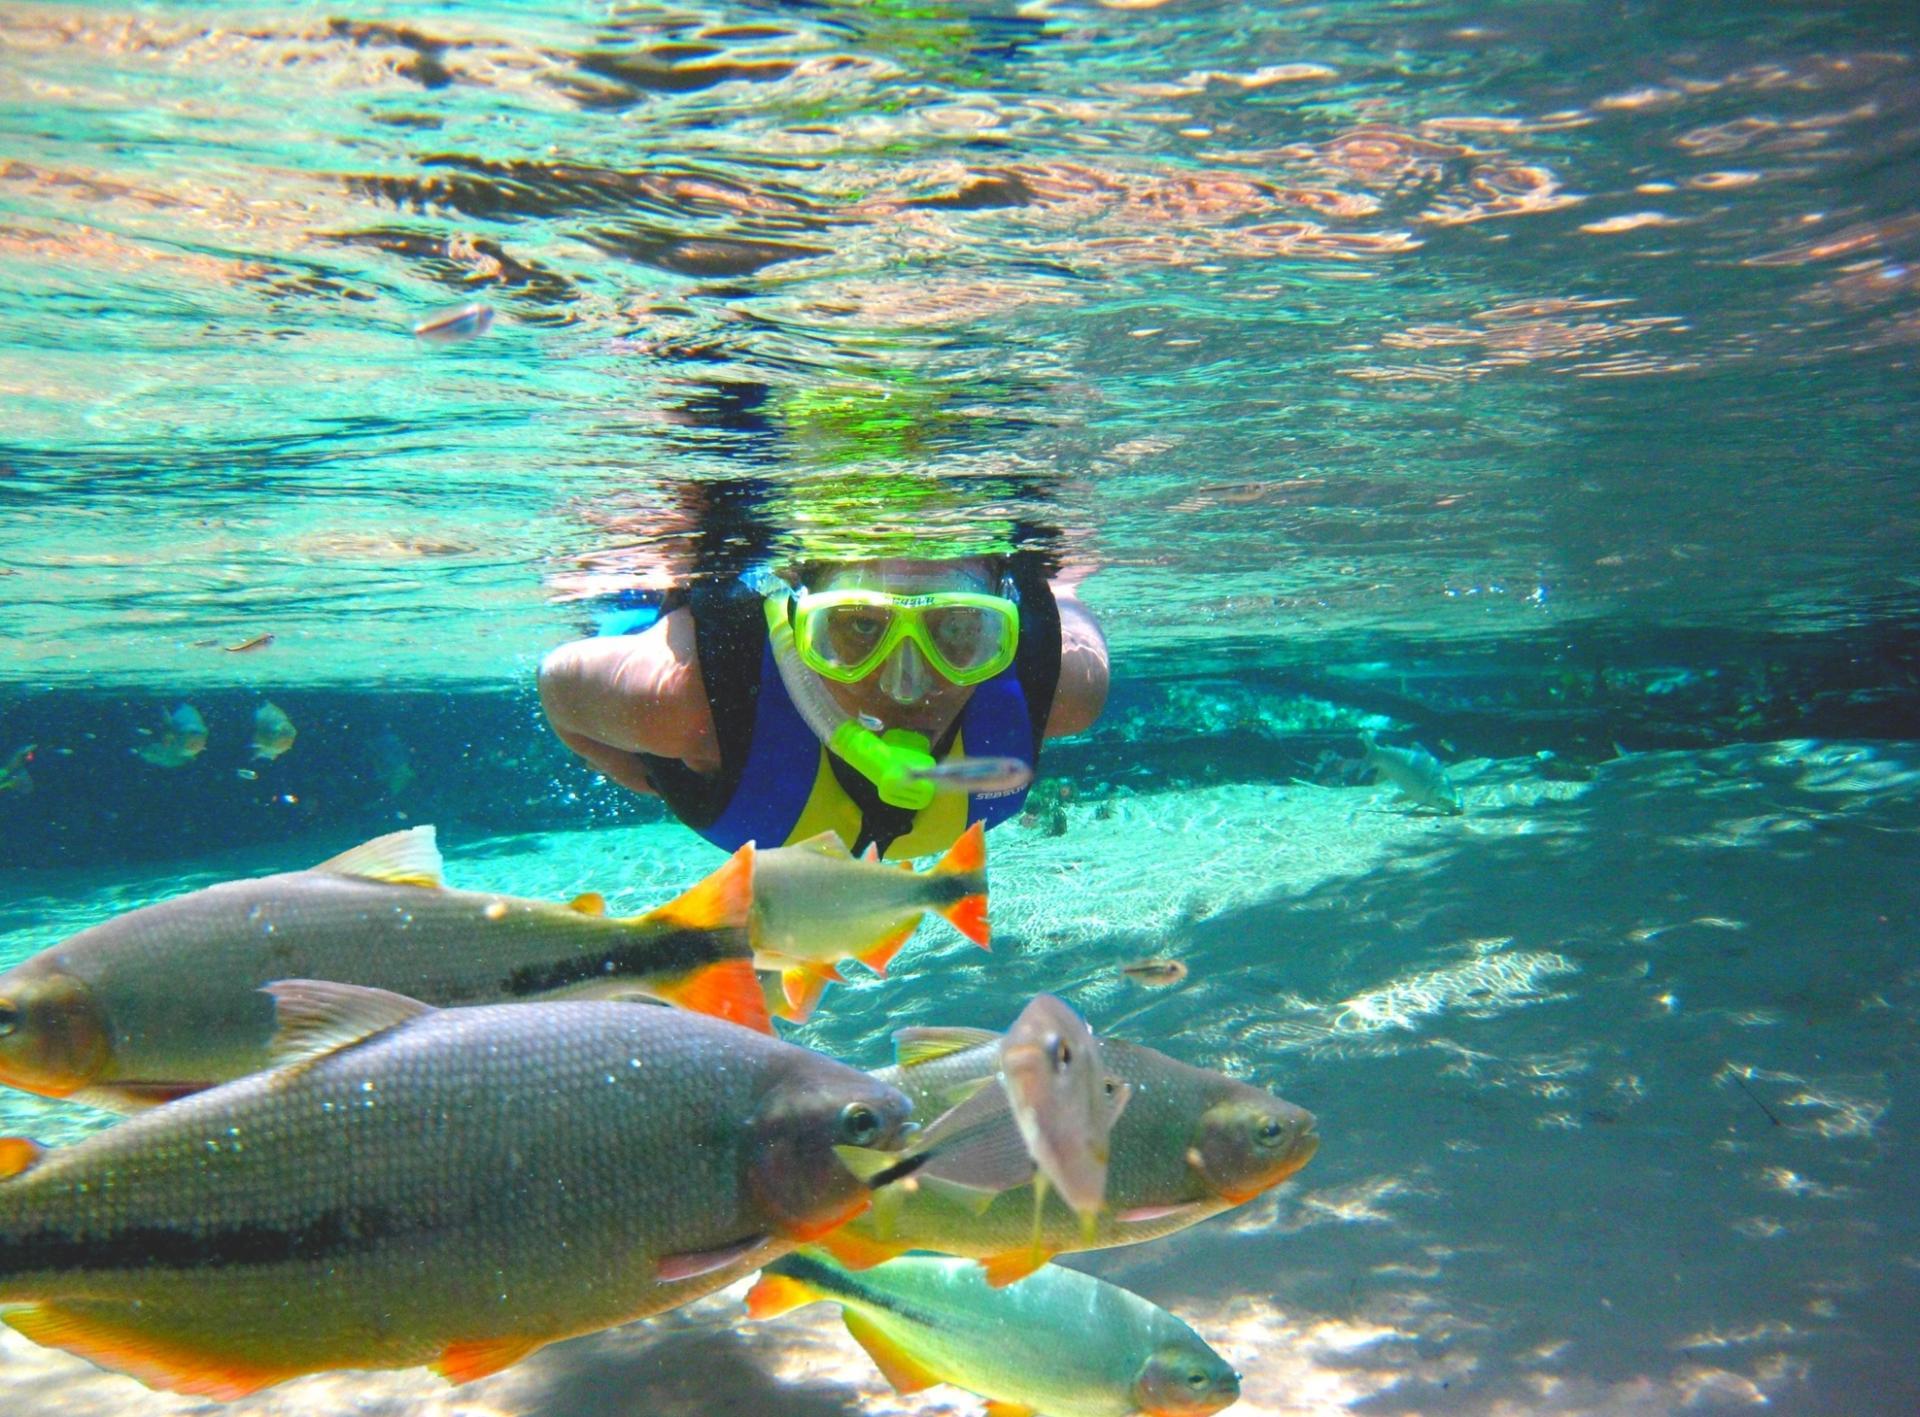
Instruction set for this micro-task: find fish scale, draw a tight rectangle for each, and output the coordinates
[0,995,912,1398]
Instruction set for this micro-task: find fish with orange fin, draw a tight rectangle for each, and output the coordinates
[821,1029,1317,1287]
[751,821,990,1023]
[0,826,768,1109]
[0,983,912,1399]
[749,1249,1239,1417]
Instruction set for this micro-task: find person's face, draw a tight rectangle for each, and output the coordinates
[811,558,996,736]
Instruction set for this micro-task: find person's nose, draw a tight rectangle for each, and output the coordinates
[878,638,933,704]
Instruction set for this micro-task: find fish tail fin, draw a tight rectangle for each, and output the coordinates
[934,819,987,878]
[930,822,989,947]
[652,958,773,1035]
[635,842,754,936]
[0,1137,48,1180]
[856,922,917,977]
[744,1271,821,1321]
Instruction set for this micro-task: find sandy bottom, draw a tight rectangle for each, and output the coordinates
[1,740,1916,1415]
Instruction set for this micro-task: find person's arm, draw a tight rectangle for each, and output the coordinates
[537,608,722,795]
[1043,585,1109,739]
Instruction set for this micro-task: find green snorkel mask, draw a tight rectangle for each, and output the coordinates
[763,595,941,810]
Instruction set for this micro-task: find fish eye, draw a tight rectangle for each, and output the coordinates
[837,1102,881,1146]
[1049,1035,1071,1068]
[1187,1371,1210,1390]
[0,1000,16,1038]
[1103,1078,1119,1097]
[1255,1118,1287,1148]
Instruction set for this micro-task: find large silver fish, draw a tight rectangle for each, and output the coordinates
[0,826,767,1108]
[0,983,912,1399]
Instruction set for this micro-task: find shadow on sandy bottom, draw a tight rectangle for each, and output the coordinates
[511,1325,859,1417]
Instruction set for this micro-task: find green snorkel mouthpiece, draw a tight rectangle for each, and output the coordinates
[827,721,938,811]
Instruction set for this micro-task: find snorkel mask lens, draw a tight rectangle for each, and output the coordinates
[795,589,1018,686]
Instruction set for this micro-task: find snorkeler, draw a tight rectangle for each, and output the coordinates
[538,556,1108,859]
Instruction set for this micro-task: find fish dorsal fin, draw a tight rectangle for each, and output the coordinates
[893,1025,999,1069]
[790,830,852,858]
[0,1137,48,1180]
[569,891,607,916]
[312,826,444,888]
[264,980,432,1069]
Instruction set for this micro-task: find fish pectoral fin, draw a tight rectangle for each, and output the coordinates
[635,841,754,934]
[4,1301,297,1401]
[855,922,917,978]
[744,1270,821,1320]
[841,1311,944,1395]
[652,959,773,1035]
[312,825,445,888]
[979,1247,1052,1289]
[985,1402,1039,1417]
[0,1136,48,1180]
[568,891,607,916]
[936,893,990,950]
[433,1334,545,1386]
[812,1228,905,1271]
[892,1025,1000,1069]
[262,980,432,1070]
[655,1235,767,1284]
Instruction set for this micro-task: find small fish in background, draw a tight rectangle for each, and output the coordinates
[747,1250,1241,1417]
[224,632,274,653]
[1359,732,1462,815]
[413,301,495,344]
[907,755,1035,797]
[750,823,990,1024]
[133,704,207,768]
[1121,958,1188,988]
[0,744,34,796]
[366,728,416,797]
[251,702,297,762]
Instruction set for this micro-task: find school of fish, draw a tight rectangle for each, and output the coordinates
[0,816,1323,1414]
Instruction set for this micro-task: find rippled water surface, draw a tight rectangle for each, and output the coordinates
[1,4,1918,1416]
[3,0,1916,685]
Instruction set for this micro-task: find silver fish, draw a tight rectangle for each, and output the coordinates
[907,755,1035,797]
[1360,732,1462,814]
[413,302,495,343]
[0,984,913,1399]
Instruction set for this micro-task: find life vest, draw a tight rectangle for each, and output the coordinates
[634,568,1059,859]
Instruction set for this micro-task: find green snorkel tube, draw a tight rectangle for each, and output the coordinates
[762,593,939,811]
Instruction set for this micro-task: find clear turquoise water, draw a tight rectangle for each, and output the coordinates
[1,2,1917,1414]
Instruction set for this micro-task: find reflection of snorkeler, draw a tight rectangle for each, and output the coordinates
[540,556,1107,859]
